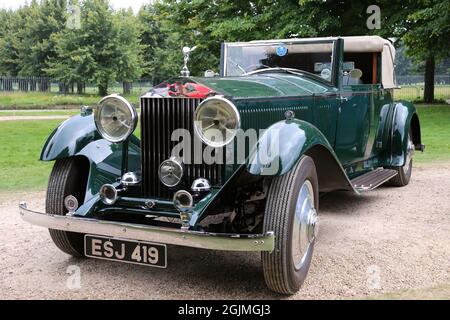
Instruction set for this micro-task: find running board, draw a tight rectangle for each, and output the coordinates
[351,168,398,192]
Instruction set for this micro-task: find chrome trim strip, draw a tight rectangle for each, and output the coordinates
[19,202,274,252]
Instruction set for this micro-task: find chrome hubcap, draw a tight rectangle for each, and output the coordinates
[292,180,317,270]
[404,133,414,174]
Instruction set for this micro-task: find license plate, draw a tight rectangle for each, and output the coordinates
[84,235,167,268]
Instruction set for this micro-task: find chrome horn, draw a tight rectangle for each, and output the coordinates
[173,190,194,229]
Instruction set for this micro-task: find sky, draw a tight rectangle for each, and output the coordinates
[0,0,150,13]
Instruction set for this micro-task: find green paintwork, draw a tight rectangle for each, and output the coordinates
[38,37,422,230]
[195,73,332,98]
[40,113,140,202]
[379,100,420,167]
[247,119,325,174]
[246,118,353,189]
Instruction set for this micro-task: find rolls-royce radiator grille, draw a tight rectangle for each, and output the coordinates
[140,97,223,199]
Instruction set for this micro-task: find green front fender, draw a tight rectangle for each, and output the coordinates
[246,119,353,191]
[247,119,333,175]
[382,101,421,167]
[40,114,140,201]
[40,113,101,161]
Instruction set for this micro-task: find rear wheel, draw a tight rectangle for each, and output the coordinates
[47,157,89,257]
[262,156,319,294]
[389,129,414,187]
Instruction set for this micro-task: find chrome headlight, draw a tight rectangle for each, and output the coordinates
[159,157,184,187]
[95,94,138,143]
[194,97,240,147]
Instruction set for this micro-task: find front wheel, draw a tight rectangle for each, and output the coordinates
[262,156,319,294]
[47,157,89,257]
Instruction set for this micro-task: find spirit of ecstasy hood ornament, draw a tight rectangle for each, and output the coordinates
[180,46,197,77]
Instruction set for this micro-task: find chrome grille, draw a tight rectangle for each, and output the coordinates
[140,97,223,199]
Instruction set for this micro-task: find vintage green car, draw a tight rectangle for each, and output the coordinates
[19,36,423,294]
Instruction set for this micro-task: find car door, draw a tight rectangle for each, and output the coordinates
[313,91,339,147]
[334,85,375,166]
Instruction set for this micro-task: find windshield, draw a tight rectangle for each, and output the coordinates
[224,41,336,83]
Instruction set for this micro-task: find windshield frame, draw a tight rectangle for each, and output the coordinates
[220,38,341,87]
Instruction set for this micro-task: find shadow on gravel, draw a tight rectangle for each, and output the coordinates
[41,189,392,299]
[319,190,381,215]
[52,191,388,299]
[59,244,281,299]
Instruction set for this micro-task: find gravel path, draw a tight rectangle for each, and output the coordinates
[1,164,449,300]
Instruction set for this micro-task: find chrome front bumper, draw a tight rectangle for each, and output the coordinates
[19,202,274,252]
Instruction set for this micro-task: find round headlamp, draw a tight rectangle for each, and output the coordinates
[159,157,184,187]
[194,97,240,147]
[95,94,138,143]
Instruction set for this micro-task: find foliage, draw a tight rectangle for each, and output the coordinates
[0,0,145,95]
[0,8,28,76]
[151,0,318,76]
[18,0,68,76]
[0,0,449,94]
[403,0,450,63]
[46,0,144,95]
[401,0,450,102]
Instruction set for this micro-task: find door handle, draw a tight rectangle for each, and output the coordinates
[337,95,348,102]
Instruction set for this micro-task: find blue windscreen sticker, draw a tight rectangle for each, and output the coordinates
[276,45,288,57]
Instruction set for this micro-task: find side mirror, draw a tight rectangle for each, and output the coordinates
[204,70,216,77]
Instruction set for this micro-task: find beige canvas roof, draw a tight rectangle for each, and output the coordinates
[244,36,397,88]
[342,36,396,88]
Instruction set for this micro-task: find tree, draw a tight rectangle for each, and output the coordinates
[153,0,319,77]
[403,0,450,102]
[47,0,145,95]
[115,8,146,85]
[18,0,67,76]
[44,1,89,93]
[137,4,164,80]
[0,7,30,76]
[151,0,418,77]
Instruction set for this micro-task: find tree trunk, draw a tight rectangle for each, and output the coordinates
[77,82,84,94]
[424,56,435,103]
[122,81,132,95]
[98,84,108,96]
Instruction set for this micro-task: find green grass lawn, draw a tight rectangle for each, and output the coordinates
[395,85,450,103]
[414,105,450,163]
[0,92,140,109]
[0,109,79,116]
[0,105,448,194]
[0,120,60,193]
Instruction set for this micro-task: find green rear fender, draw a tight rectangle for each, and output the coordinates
[40,114,141,201]
[382,101,421,167]
[246,119,354,192]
